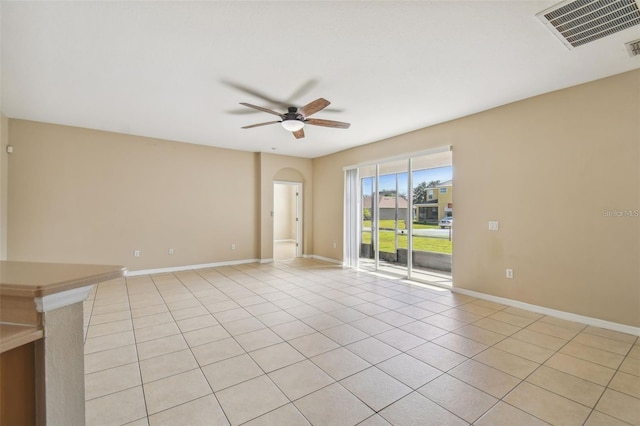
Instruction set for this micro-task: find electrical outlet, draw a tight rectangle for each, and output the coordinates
[506,268,514,279]
[231,243,236,250]
[489,221,499,231]
[168,248,174,255]
[134,250,140,257]
[332,242,337,249]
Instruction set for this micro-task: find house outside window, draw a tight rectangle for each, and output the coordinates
[437,181,453,220]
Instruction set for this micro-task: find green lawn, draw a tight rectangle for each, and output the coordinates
[361,230,452,254]
[362,220,438,230]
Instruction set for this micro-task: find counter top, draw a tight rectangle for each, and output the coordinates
[0,261,126,298]
[0,323,44,353]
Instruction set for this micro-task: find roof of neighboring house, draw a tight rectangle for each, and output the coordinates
[363,196,408,209]
[437,180,453,187]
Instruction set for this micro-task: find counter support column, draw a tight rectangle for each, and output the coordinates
[35,285,93,426]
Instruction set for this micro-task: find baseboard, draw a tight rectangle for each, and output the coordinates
[453,287,640,337]
[259,258,274,264]
[127,258,260,276]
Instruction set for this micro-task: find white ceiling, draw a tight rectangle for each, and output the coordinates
[2,1,639,158]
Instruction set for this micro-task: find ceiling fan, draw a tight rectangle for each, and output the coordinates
[240,98,350,139]
[224,79,343,115]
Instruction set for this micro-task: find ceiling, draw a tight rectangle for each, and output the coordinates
[2,1,639,159]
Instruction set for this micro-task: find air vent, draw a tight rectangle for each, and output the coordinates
[537,0,640,49]
[626,38,640,55]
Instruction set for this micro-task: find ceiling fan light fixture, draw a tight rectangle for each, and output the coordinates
[240,98,349,139]
[281,119,305,132]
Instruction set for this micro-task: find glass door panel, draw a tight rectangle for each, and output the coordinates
[410,158,453,286]
[377,159,409,277]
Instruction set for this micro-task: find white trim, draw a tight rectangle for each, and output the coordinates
[274,239,296,243]
[343,145,451,171]
[407,158,413,278]
[260,258,274,264]
[453,287,640,337]
[343,168,360,268]
[35,285,94,312]
[127,259,260,276]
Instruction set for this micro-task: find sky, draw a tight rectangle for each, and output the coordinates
[363,165,453,196]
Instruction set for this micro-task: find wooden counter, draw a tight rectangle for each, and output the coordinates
[0,261,127,298]
[0,261,126,425]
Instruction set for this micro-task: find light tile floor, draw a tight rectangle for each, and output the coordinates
[83,259,640,426]
[358,258,454,288]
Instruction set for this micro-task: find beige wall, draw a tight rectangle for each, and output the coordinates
[7,120,260,271]
[1,114,8,260]
[6,121,314,270]
[313,70,640,327]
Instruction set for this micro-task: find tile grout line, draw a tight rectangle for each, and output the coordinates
[84,260,640,425]
[149,272,231,424]
[125,274,151,425]
[581,332,639,426]
[175,270,316,425]
[494,322,589,426]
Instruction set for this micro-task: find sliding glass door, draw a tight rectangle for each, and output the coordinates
[348,147,453,286]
